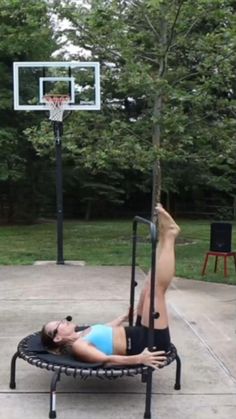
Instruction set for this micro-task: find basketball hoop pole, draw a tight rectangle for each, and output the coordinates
[44,95,69,265]
[53,121,64,265]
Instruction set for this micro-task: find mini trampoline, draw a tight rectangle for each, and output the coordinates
[9,217,182,419]
[10,331,181,418]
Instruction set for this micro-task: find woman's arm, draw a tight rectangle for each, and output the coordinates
[106,313,128,327]
[105,348,167,368]
[106,308,137,326]
[72,340,167,368]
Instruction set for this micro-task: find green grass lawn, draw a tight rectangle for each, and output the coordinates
[0,219,236,285]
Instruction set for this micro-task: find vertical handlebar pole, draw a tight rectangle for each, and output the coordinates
[129,220,138,326]
[129,216,157,341]
[129,216,157,419]
[148,221,157,350]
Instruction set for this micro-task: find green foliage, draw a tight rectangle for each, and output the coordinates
[0,0,55,59]
[49,0,236,211]
[0,0,57,222]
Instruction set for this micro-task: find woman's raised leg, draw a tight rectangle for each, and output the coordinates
[140,205,180,329]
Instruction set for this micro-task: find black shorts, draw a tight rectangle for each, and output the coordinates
[124,326,171,355]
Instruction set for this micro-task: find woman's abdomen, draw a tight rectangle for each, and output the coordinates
[113,326,127,355]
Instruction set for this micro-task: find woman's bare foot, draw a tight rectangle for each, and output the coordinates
[155,204,180,237]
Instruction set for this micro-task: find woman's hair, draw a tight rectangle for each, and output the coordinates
[41,325,59,351]
[41,325,72,355]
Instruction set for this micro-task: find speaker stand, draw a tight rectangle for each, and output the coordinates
[201,251,236,277]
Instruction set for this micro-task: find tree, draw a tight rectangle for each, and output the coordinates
[0,0,57,222]
[51,0,236,218]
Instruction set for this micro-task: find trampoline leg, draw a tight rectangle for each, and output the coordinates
[141,370,148,383]
[9,351,20,389]
[174,354,181,390]
[49,371,60,419]
[144,368,153,419]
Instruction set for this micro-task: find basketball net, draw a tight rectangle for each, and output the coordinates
[44,95,70,122]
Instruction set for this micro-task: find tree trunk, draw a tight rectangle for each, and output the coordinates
[85,200,92,221]
[151,17,167,222]
[151,94,162,223]
[233,196,236,220]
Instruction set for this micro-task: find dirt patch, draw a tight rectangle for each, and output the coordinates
[176,237,197,246]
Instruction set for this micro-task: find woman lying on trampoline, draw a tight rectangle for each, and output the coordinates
[41,205,180,369]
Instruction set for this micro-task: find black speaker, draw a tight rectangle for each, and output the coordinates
[210,222,232,252]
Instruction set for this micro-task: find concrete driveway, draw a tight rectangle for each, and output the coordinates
[0,265,235,419]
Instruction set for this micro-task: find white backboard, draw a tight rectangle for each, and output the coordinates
[13,61,101,111]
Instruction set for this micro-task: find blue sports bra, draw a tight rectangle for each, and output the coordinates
[82,324,113,355]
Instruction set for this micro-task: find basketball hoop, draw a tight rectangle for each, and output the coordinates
[44,94,70,122]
